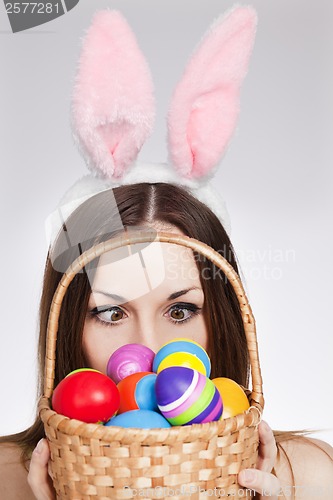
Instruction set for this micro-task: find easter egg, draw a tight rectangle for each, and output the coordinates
[106,344,155,384]
[105,409,171,429]
[65,368,101,377]
[212,377,250,419]
[153,338,211,377]
[155,366,222,426]
[117,372,158,414]
[52,370,120,423]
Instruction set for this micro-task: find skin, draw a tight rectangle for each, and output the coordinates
[27,225,281,498]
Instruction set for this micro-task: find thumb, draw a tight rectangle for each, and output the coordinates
[27,439,56,500]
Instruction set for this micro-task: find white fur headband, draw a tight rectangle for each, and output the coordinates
[45,6,257,247]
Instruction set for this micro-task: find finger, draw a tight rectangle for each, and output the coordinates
[238,468,281,499]
[257,420,277,473]
[27,439,56,500]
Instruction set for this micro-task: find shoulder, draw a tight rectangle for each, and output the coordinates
[275,436,333,500]
[0,442,35,500]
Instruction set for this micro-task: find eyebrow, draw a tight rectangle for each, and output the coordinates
[91,286,203,303]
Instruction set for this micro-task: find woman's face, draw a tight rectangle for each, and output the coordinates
[82,225,208,373]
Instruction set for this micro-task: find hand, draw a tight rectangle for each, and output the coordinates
[238,420,281,498]
[27,439,56,500]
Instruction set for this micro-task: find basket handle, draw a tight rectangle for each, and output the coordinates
[43,230,264,413]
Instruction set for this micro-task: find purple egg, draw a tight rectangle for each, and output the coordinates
[155,366,195,406]
[155,366,223,426]
[187,386,222,424]
[106,344,155,384]
[161,371,206,419]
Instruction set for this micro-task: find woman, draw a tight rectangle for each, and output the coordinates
[1,7,332,499]
[0,182,332,499]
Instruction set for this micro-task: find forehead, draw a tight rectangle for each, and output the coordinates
[89,242,201,303]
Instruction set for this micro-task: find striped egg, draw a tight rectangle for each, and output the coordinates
[155,366,222,426]
[153,338,211,377]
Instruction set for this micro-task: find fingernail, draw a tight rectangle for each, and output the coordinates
[35,438,44,454]
[241,469,256,484]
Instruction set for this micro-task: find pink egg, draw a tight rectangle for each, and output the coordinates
[106,344,155,384]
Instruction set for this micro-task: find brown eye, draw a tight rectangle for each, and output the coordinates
[98,307,125,323]
[170,308,185,320]
[110,310,123,321]
[167,303,201,325]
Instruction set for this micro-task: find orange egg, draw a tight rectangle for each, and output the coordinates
[212,377,250,419]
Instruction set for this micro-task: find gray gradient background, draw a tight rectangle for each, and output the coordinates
[0,0,332,446]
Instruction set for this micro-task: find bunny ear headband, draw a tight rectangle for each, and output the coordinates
[45,5,257,248]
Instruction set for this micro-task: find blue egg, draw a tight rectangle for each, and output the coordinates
[135,373,158,411]
[104,409,171,429]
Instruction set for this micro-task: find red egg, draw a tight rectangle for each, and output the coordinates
[52,370,120,423]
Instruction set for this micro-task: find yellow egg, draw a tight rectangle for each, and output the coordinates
[212,377,250,419]
[157,352,206,376]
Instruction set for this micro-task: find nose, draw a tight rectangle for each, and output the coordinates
[133,318,162,355]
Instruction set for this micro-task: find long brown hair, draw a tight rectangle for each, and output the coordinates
[0,182,323,485]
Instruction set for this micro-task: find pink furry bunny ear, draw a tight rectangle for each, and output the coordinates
[71,10,155,180]
[168,6,257,179]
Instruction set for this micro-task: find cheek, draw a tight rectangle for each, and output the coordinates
[175,315,208,352]
[195,316,209,351]
[82,315,209,372]
[82,323,113,374]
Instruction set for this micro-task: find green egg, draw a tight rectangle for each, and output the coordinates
[65,368,102,377]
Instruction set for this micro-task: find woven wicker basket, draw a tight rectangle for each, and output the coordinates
[38,231,264,499]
